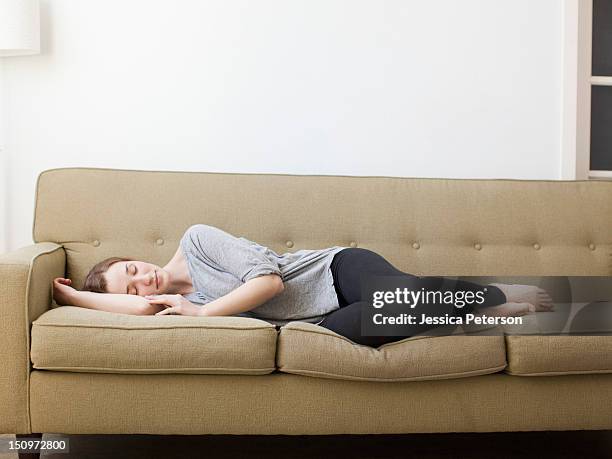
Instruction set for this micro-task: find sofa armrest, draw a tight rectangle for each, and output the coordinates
[0,243,65,434]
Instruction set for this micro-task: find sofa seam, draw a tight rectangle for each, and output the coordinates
[32,323,277,331]
[504,368,612,377]
[36,167,612,184]
[276,364,508,383]
[31,365,276,374]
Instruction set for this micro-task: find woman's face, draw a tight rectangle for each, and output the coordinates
[104,260,167,296]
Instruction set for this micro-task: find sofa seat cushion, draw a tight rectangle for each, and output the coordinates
[505,335,612,376]
[31,306,278,375]
[277,322,507,382]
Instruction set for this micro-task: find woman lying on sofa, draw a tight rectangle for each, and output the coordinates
[52,224,554,347]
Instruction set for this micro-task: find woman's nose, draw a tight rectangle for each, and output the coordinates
[137,274,152,286]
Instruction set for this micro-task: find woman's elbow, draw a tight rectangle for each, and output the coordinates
[270,274,284,295]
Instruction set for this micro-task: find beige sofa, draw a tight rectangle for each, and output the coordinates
[1,168,612,449]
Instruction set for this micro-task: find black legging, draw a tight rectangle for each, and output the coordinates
[320,248,507,347]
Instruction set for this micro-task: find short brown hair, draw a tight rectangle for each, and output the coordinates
[82,257,132,293]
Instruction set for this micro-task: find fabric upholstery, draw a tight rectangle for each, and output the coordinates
[277,321,507,381]
[30,371,612,434]
[33,169,612,293]
[505,335,612,376]
[0,243,65,434]
[1,168,609,435]
[31,306,278,375]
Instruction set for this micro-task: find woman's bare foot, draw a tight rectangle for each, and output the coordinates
[489,283,555,311]
[479,302,536,317]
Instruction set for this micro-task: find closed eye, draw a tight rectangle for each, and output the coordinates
[125,263,139,295]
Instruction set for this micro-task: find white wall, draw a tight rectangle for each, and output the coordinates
[2,0,563,251]
[0,59,6,253]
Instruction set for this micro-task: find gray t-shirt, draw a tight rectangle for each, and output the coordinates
[180,224,346,325]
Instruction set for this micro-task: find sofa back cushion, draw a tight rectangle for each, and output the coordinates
[34,168,612,289]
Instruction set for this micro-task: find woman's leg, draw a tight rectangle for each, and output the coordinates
[320,300,406,347]
[323,248,509,347]
[329,248,507,310]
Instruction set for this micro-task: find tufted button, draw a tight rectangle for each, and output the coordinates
[156,238,165,246]
[349,241,358,248]
[412,242,420,250]
[286,240,294,248]
[533,243,541,250]
[92,240,100,247]
[588,243,596,251]
[474,243,482,251]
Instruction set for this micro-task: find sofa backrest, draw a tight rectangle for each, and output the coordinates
[34,168,612,289]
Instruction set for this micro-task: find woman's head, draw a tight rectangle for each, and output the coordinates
[83,257,166,296]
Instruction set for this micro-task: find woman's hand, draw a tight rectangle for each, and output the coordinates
[52,278,78,306]
[146,294,204,316]
[490,283,554,311]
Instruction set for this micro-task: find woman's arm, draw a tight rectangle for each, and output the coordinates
[53,278,163,315]
[200,274,284,317]
[71,290,161,315]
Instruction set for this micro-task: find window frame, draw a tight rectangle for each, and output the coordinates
[562,0,612,180]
